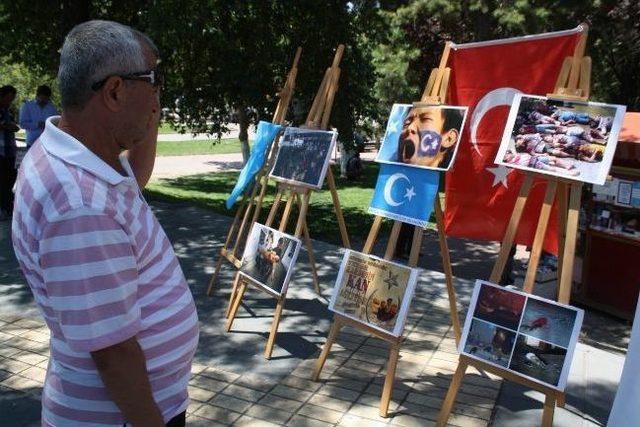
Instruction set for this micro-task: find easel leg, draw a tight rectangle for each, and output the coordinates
[558,184,582,304]
[206,255,225,296]
[225,274,241,318]
[434,197,462,344]
[384,221,403,260]
[225,279,247,332]
[379,342,401,418]
[264,297,286,359]
[556,392,566,408]
[363,216,383,254]
[303,219,321,295]
[541,393,557,427]
[313,319,343,381]
[326,168,351,249]
[556,183,568,285]
[523,181,557,293]
[265,189,284,228]
[490,175,534,283]
[436,357,469,427]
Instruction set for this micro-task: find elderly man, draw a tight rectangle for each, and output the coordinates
[11,21,198,427]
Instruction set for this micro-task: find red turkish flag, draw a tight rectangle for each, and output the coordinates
[444,28,584,255]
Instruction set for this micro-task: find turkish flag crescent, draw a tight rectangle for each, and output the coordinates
[444,27,584,255]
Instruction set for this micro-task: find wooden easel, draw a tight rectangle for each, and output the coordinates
[312,42,462,418]
[225,45,351,359]
[436,25,591,427]
[206,47,301,296]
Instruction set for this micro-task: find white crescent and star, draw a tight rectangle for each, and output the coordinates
[383,173,416,206]
[470,87,521,156]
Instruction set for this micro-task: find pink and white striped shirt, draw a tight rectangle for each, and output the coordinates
[11,117,199,426]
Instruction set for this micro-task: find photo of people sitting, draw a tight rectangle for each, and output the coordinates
[240,224,300,295]
[499,95,622,184]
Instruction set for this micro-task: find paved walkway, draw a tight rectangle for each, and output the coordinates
[0,199,629,427]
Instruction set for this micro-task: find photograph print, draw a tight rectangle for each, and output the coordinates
[509,335,567,388]
[460,280,584,391]
[496,93,626,185]
[328,250,419,337]
[375,103,468,171]
[463,319,516,368]
[239,223,301,296]
[269,127,337,189]
[473,282,526,331]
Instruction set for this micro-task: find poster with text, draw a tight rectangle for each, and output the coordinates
[328,250,419,337]
[459,280,584,391]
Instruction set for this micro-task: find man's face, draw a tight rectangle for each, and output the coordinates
[36,94,50,105]
[118,46,161,150]
[397,107,456,167]
[0,93,15,109]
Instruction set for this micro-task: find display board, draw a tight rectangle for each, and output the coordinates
[460,280,583,391]
[239,223,301,297]
[270,127,337,189]
[375,104,468,171]
[496,94,626,185]
[328,250,419,337]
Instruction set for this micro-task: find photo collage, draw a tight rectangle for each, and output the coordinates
[460,280,584,390]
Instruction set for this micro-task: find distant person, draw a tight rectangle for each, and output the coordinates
[19,85,58,147]
[0,85,19,220]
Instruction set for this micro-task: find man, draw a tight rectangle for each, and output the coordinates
[19,85,59,147]
[0,85,19,219]
[11,21,198,427]
[397,106,464,170]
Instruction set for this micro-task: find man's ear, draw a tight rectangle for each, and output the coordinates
[442,129,459,148]
[101,77,127,112]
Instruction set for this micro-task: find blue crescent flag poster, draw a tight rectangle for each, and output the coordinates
[226,121,282,209]
[368,163,440,228]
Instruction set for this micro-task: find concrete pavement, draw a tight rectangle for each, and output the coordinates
[0,198,629,427]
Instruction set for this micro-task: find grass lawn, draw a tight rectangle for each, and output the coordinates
[143,162,438,244]
[156,138,242,156]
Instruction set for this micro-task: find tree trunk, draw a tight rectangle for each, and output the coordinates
[236,106,251,165]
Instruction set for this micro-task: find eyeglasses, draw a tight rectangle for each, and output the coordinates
[91,69,164,91]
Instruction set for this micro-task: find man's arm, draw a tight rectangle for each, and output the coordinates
[91,336,164,427]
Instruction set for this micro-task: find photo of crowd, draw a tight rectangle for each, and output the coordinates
[460,280,584,390]
[240,223,301,296]
[270,127,337,189]
[496,94,626,185]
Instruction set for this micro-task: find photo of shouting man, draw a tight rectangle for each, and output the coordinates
[376,104,468,171]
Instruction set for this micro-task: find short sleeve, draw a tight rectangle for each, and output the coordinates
[39,209,141,352]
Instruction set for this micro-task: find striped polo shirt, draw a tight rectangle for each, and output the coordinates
[11,117,199,426]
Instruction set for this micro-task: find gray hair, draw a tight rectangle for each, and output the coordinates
[57,20,158,110]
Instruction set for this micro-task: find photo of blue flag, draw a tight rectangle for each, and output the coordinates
[368,163,440,228]
[226,121,282,209]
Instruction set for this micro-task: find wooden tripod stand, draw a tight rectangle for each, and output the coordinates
[225,45,351,359]
[312,42,463,418]
[437,24,591,427]
[207,47,302,296]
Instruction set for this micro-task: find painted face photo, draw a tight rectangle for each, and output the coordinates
[376,104,468,171]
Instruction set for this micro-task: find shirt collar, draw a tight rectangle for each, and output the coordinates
[40,116,131,186]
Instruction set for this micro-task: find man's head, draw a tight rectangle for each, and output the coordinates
[58,20,162,149]
[0,85,17,109]
[36,85,52,106]
[397,106,463,168]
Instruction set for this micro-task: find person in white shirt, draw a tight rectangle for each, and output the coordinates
[19,85,58,147]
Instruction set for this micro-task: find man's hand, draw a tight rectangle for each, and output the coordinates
[91,337,164,427]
